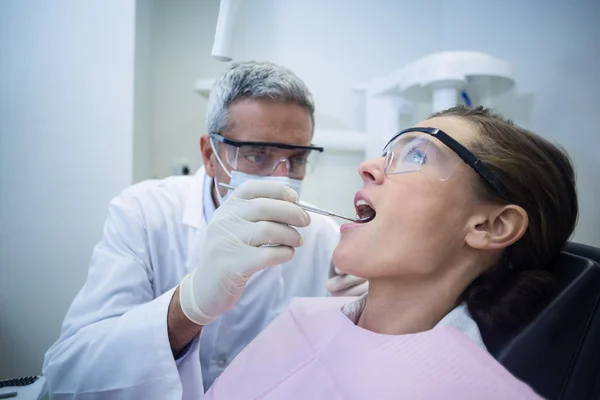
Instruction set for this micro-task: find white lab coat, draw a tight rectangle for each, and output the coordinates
[42,168,340,399]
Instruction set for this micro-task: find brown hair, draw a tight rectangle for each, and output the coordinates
[430,106,579,333]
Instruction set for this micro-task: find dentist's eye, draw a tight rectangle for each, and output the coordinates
[291,156,308,165]
[245,154,265,163]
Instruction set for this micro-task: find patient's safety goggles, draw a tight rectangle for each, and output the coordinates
[209,133,324,179]
[382,127,506,198]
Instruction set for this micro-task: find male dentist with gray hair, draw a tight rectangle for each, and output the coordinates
[43,61,367,399]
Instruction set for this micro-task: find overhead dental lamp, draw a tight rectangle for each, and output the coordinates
[211,0,244,62]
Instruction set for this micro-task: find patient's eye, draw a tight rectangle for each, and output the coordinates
[404,147,427,164]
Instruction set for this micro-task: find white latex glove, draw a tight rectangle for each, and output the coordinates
[326,264,369,297]
[179,180,310,325]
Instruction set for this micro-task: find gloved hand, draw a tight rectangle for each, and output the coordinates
[179,180,310,325]
[326,264,369,297]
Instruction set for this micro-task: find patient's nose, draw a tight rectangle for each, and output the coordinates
[359,157,385,185]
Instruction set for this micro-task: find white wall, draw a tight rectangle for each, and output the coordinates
[0,0,136,378]
[150,0,223,181]
[148,0,599,245]
[134,0,156,182]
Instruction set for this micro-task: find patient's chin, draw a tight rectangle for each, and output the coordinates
[332,244,365,278]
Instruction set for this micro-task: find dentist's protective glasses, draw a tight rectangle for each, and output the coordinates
[382,127,506,198]
[210,133,324,179]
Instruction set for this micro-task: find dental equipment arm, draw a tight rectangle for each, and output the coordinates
[211,0,244,62]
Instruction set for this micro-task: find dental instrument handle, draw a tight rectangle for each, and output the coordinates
[217,182,357,222]
[295,201,356,222]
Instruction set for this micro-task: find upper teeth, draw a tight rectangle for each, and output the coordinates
[356,199,368,207]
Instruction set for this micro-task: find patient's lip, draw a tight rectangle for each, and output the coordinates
[340,221,362,233]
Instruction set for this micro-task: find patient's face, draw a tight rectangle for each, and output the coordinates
[333,116,482,280]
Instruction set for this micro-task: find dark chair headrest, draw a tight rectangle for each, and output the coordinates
[483,242,600,399]
[564,242,600,264]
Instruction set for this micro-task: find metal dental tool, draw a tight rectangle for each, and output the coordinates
[217,182,367,223]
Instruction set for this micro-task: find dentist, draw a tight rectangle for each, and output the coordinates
[43,61,367,399]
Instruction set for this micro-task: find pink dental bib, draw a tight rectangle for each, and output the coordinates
[205,297,541,399]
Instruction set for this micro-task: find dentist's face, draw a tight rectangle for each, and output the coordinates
[200,98,312,202]
[333,117,482,281]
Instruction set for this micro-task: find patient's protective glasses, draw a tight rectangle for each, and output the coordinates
[210,133,324,179]
[382,127,506,198]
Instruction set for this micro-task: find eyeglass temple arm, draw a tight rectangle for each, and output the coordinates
[387,127,507,198]
[429,128,507,198]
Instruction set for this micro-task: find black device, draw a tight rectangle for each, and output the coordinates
[0,375,39,389]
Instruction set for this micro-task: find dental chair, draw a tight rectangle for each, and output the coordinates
[483,242,600,400]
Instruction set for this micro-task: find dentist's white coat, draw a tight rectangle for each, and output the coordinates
[42,168,340,399]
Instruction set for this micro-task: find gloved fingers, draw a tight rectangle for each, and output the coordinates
[245,246,296,275]
[243,197,310,227]
[325,273,368,295]
[233,180,298,203]
[327,260,338,278]
[246,221,304,248]
[328,258,348,278]
[329,280,369,297]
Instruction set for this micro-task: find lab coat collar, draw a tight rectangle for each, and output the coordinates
[182,167,212,229]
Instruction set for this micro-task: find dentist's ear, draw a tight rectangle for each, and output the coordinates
[200,135,217,178]
[465,204,528,251]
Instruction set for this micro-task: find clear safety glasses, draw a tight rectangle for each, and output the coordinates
[210,133,324,179]
[382,127,507,199]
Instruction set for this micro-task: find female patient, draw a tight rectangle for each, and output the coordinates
[205,106,578,399]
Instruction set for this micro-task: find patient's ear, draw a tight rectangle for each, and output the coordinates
[200,135,216,178]
[465,205,528,250]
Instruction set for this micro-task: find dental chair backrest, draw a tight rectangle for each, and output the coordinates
[482,242,600,400]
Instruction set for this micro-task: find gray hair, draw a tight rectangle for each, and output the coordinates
[206,61,315,134]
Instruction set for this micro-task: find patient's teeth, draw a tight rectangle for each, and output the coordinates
[356,199,368,207]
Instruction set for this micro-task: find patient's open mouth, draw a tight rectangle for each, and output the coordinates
[354,198,376,223]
